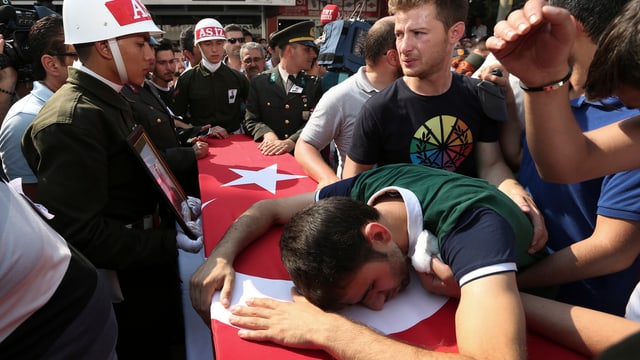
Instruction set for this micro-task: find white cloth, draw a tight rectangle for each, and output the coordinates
[625,281,640,322]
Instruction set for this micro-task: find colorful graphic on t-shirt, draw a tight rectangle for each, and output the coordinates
[409,115,473,172]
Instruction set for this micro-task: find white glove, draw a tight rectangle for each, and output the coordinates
[182,196,202,220]
[176,220,203,253]
[411,229,440,273]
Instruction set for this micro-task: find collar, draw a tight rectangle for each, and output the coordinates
[366,186,423,257]
[73,63,123,93]
[354,66,378,95]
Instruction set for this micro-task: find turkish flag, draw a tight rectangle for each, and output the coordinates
[198,135,586,360]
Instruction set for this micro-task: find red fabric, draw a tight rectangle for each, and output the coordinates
[198,134,587,360]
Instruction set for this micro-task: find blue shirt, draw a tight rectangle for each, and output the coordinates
[518,96,640,315]
[0,82,54,183]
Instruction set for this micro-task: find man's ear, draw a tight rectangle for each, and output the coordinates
[363,222,393,249]
[449,21,466,43]
[40,54,58,73]
[95,40,112,59]
[385,49,400,68]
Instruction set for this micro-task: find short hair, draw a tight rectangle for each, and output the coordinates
[549,0,630,43]
[280,197,387,311]
[28,14,65,81]
[240,41,265,58]
[180,26,195,52]
[365,16,396,65]
[387,0,468,29]
[155,38,176,55]
[223,24,243,34]
[585,0,640,100]
[242,28,254,41]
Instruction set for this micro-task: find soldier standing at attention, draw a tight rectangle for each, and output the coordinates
[244,21,323,156]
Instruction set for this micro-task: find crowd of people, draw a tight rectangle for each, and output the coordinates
[3,0,640,358]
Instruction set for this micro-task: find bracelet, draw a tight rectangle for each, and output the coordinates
[519,68,572,92]
[0,87,15,96]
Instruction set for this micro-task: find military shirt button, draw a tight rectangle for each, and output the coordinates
[267,102,271,106]
[156,118,162,123]
[284,104,290,110]
[284,134,289,139]
[284,119,290,125]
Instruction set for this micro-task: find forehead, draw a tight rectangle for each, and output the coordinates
[155,49,174,60]
[395,3,442,30]
[243,48,263,57]
[226,30,243,38]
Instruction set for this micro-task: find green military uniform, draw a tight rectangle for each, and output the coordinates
[244,67,322,142]
[22,67,182,359]
[122,80,201,197]
[171,63,249,132]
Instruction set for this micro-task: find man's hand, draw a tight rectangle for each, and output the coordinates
[192,140,209,159]
[209,125,229,139]
[486,0,575,87]
[259,138,295,156]
[510,194,548,253]
[189,255,236,321]
[416,258,460,298]
[229,289,337,349]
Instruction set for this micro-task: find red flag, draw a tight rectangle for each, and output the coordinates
[198,135,586,360]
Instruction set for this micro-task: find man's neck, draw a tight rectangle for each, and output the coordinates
[365,65,398,91]
[374,199,409,255]
[278,60,301,77]
[226,56,242,71]
[151,76,170,89]
[403,68,452,96]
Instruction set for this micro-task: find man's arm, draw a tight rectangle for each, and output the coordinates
[518,215,640,289]
[521,293,640,357]
[189,192,315,319]
[475,141,547,253]
[486,0,637,182]
[229,292,472,360]
[342,155,374,179]
[229,273,525,359]
[295,139,339,189]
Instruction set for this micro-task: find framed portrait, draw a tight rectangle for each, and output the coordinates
[127,125,198,239]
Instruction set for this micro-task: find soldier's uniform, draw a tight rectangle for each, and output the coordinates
[244,21,323,144]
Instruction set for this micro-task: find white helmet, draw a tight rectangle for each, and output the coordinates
[63,0,163,44]
[194,18,226,45]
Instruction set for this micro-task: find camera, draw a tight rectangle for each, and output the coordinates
[0,1,58,82]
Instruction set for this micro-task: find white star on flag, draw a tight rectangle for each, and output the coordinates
[221,164,307,194]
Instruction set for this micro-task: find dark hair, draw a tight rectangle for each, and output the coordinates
[388,0,468,29]
[280,197,387,311]
[180,26,195,52]
[585,0,640,100]
[224,24,243,34]
[365,16,396,65]
[549,0,630,43]
[155,38,176,55]
[28,14,64,81]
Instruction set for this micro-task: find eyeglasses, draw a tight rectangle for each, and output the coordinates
[242,56,264,64]
[49,52,79,61]
[227,37,245,44]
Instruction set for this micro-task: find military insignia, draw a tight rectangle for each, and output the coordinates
[270,73,277,84]
[309,27,315,38]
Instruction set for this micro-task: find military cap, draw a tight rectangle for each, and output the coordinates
[270,20,317,49]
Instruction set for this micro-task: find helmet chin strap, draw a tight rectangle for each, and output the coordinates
[108,38,129,84]
[197,43,221,73]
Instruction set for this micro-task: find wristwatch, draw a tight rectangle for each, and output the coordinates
[0,53,11,70]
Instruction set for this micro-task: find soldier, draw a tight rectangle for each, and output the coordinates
[172,18,249,136]
[244,21,323,156]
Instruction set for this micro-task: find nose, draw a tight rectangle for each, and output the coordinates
[363,290,387,310]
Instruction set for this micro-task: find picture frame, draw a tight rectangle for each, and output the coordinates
[127,125,198,239]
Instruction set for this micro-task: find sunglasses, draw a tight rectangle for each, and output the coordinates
[227,37,245,44]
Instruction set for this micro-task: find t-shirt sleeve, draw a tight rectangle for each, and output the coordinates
[316,175,359,201]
